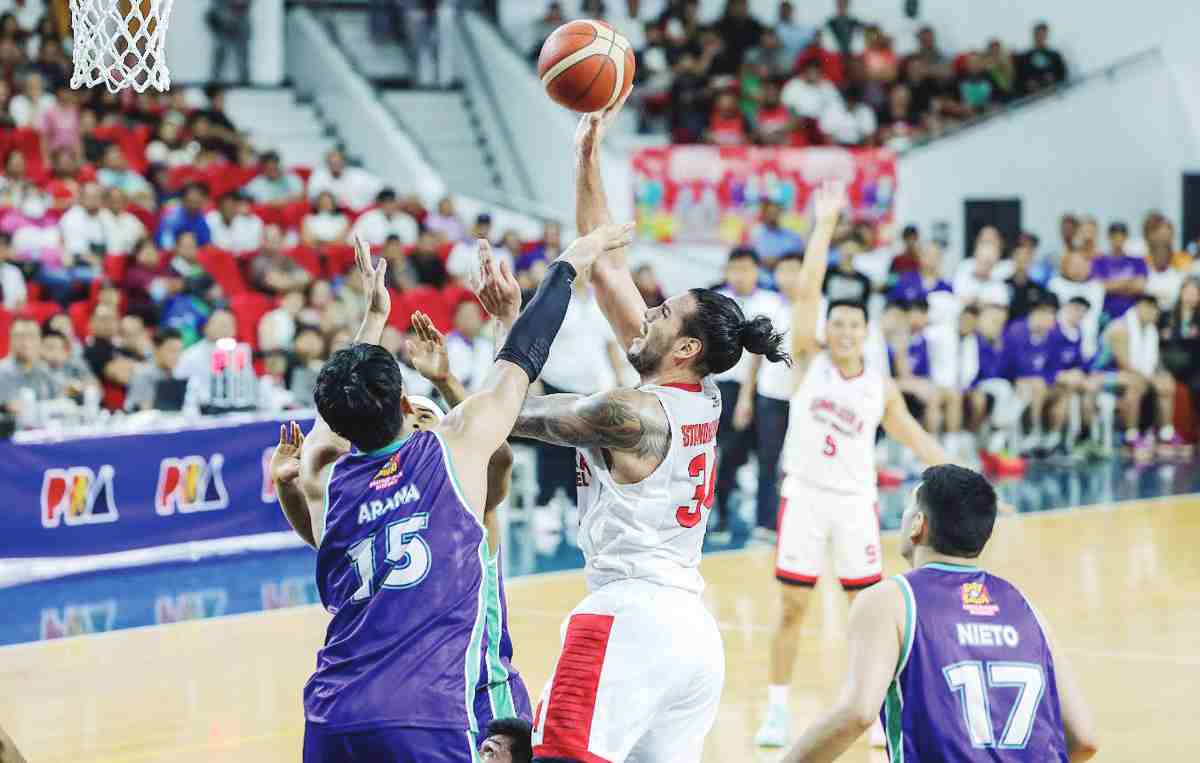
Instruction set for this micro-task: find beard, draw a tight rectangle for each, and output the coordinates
[627,333,669,376]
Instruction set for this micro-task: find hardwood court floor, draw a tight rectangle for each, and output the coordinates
[2,496,1199,762]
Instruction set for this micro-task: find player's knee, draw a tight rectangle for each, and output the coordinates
[778,589,810,625]
[1154,374,1175,397]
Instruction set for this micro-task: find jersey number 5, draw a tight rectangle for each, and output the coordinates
[676,451,717,528]
[823,435,837,457]
[347,513,432,602]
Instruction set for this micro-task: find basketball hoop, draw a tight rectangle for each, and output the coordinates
[69,0,175,93]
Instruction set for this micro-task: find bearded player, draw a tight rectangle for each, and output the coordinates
[271,225,631,762]
[514,99,789,762]
[755,188,949,748]
[784,464,1098,761]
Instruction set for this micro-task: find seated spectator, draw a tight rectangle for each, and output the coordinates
[0,152,29,206]
[1048,250,1105,357]
[287,325,327,407]
[195,85,243,156]
[1016,21,1067,96]
[124,328,186,412]
[982,39,1017,101]
[60,182,112,258]
[10,71,54,128]
[206,191,264,254]
[890,241,958,324]
[250,225,312,295]
[307,149,383,211]
[244,150,304,205]
[156,182,212,249]
[774,0,815,62]
[706,90,748,145]
[905,25,954,86]
[1091,221,1147,321]
[1092,294,1177,458]
[749,200,802,265]
[745,29,793,81]
[952,238,1007,306]
[302,191,350,247]
[0,318,60,420]
[752,80,795,145]
[42,327,99,403]
[165,231,217,301]
[120,314,154,361]
[878,83,920,149]
[824,0,864,58]
[901,56,951,133]
[257,289,303,352]
[860,25,898,85]
[961,299,1017,452]
[892,297,965,454]
[445,300,493,392]
[175,309,237,384]
[1144,217,1185,311]
[1048,295,1101,452]
[1006,234,1051,322]
[298,278,341,331]
[522,221,562,264]
[145,116,199,168]
[403,232,449,288]
[823,239,870,303]
[447,214,510,284]
[1069,215,1100,263]
[83,303,139,406]
[351,188,419,247]
[1049,212,1080,268]
[818,84,876,145]
[424,196,466,242]
[956,53,1001,117]
[0,232,28,310]
[95,143,153,200]
[888,224,922,276]
[1161,278,1200,443]
[37,83,82,160]
[1000,296,1062,453]
[122,238,174,319]
[781,58,840,121]
[103,187,148,255]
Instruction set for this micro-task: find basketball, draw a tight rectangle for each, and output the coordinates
[537,20,636,113]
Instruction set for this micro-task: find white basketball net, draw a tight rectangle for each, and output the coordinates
[69,0,175,93]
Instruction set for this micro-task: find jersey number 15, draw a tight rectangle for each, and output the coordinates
[347,513,432,602]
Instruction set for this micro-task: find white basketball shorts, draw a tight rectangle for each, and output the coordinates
[775,474,882,590]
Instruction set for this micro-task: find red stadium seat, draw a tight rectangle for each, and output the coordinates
[68,300,92,340]
[229,291,276,349]
[0,307,11,357]
[386,288,413,331]
[91,125,151,174]
[293,166,313,186]
[279,198,311,231]
[321,243,356,279]
[18,301,63,326]
[403,286,452,332]
[25,282,42,302]
[283,245,322,278]
[166,164,205,191]
[252,203,284,228]
[103,254,128,283]
[196,246,248,296]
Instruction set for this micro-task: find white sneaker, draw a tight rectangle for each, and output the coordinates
[754,703,790,748]
[869,717,886,747]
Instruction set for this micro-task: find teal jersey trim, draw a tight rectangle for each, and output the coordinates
[884,575,917,762]
[926,562,981,573]
[463,531,489,734]
[362,430,414,458]
[315,457,340,548]
[482,553,516,720]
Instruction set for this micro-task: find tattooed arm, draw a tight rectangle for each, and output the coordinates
[512,388,672,462]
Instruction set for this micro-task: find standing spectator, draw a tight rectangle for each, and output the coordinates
[206,191,264,254]
[0,232,27,310]
[444,301,493,392]
[1006,234,1050,322]
[877,83,919,147]
[249,225,312,295]
[714,0,763,65]
[713,248,784,540]
[244,151,304,205]
[103,188,147,255]
[95,144,153,199]
[207,0,252,85]
[749,200,803,265]
[822,239,870,303]
[1091,221,1147,321]
[1145,217,1185,311]
[9,71,53,128]
[351,188,419,246]
[824,0,863,58]
[0,318,60,419]
[42,328,99,403]
[156,183,212,249]
[1016,21,1067,95]
[706,90,749,145]
[424,196,465,242]
[302,191,350,247]
[781,58,840,121]
[124,328,186,411]
[37,83,81,161]
[774,0,815,63]
[306,149,383,210]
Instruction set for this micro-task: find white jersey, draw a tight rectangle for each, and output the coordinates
[574,376,723,594]
[782,352,886,498]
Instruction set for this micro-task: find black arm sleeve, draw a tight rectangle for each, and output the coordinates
[496,260,577,382]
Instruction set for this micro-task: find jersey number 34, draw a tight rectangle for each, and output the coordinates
[676,451,717,528]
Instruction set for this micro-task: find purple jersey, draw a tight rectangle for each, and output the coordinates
[1048,324,1085,375]
[305,431,497,734]
[890,273,953,304]
[473,549,532,727]
[970,333,1004,387]
[1090,255,1148,318]
[882,563,1068,762]
[907,334,931,377]
[1001,320,1055,383]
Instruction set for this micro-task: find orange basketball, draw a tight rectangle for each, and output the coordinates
[537,20,636,113]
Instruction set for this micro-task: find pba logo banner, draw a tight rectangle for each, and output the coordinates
[155,454,229,515]
[41,465,118,528]
[961,582,1000,616]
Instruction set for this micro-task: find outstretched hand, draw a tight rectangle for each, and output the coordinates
[559,222,636,279]
[355,232,390,318]
[407,311,450,383]
[574,87,631,162]
[472,238,522,327]
[270,421,305,485]
[812,180,848,228]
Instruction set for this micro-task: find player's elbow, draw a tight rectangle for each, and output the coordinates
[1068,727,1099,761]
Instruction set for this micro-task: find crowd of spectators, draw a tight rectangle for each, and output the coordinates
[0,5,631,432]
[528,0,1069,148]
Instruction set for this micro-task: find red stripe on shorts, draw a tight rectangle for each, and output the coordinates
[840,573,883,588]
[532,613,616,763]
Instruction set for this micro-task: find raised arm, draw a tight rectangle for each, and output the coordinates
[791,182,847,361]
[881,378,949,466]
[575,94,647,351]
[784,580,905,762]
[438,225,635,516]
[511,388,671,461]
